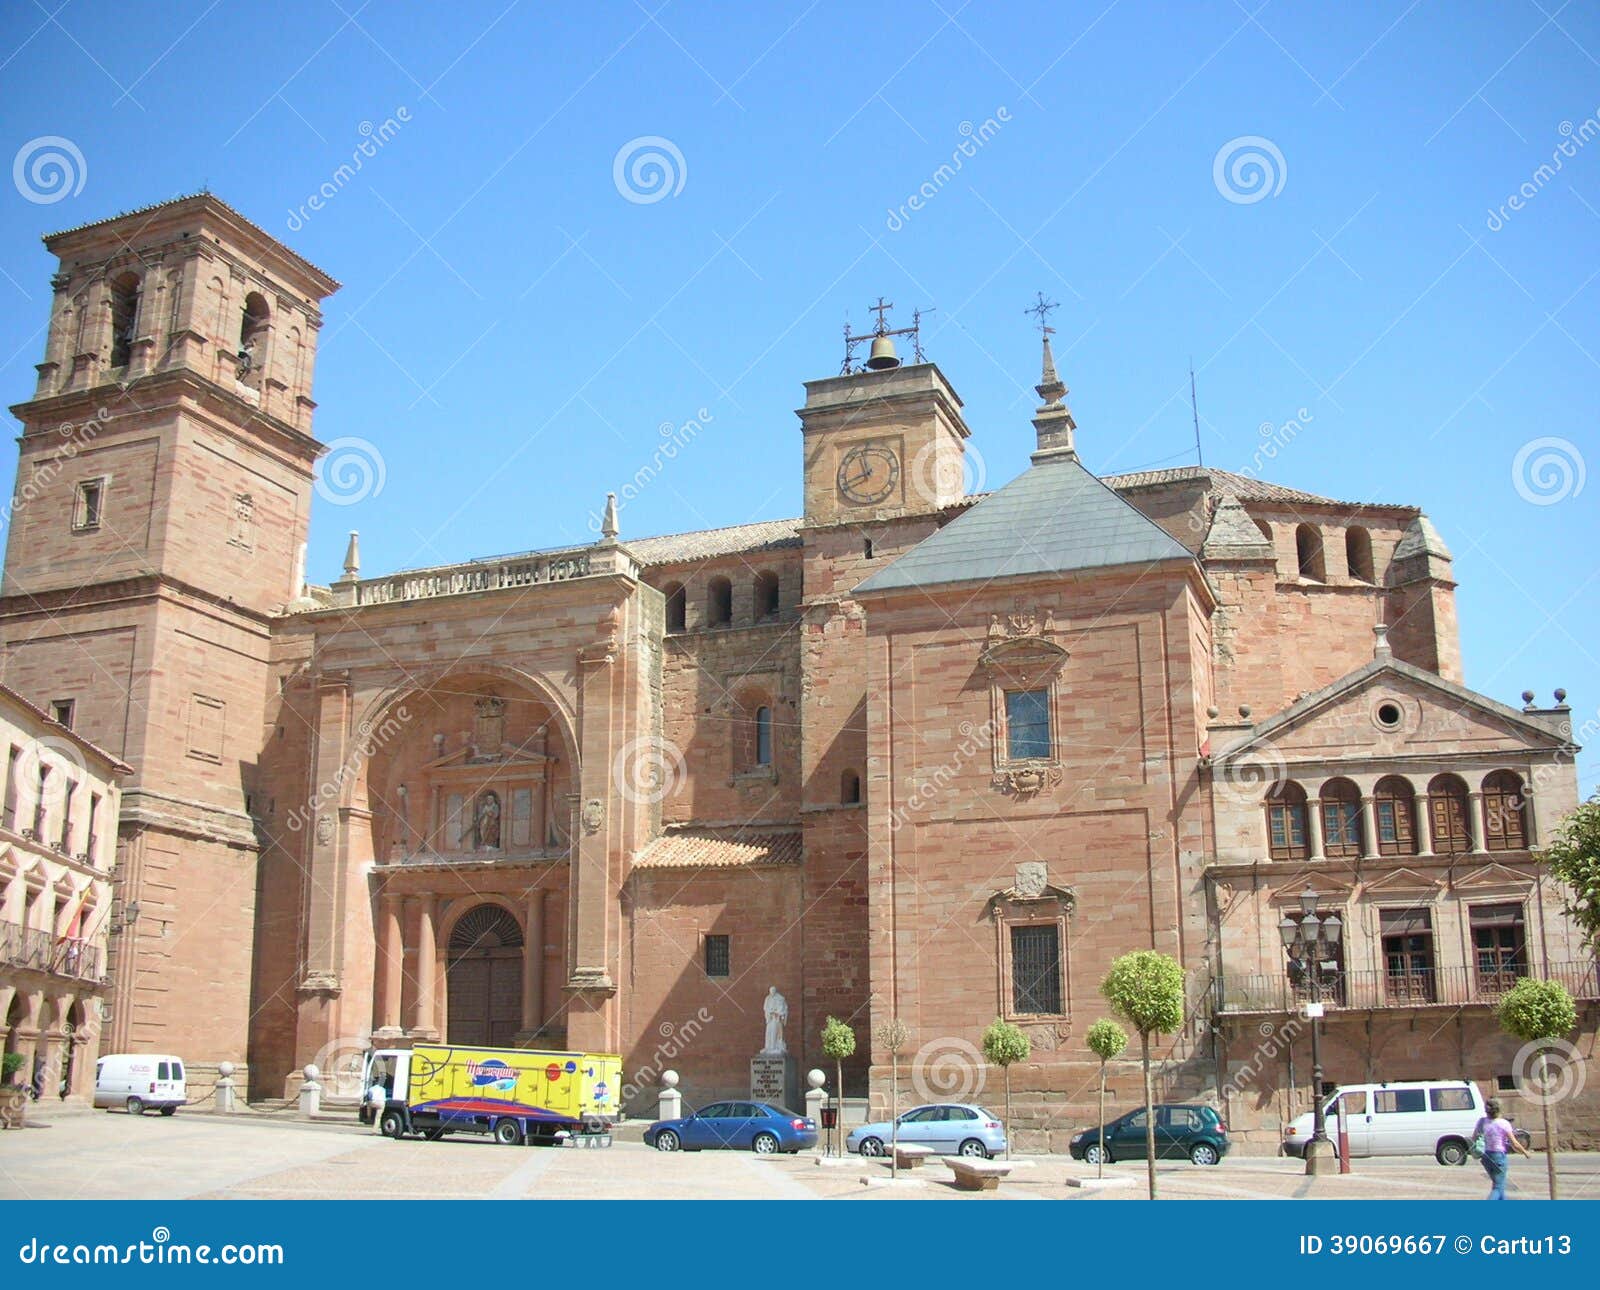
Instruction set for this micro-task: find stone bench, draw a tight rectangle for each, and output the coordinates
[892,1144,935,1169]
[939,1156,1014,1191]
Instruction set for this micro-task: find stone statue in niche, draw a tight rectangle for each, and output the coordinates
[474,790,501,850]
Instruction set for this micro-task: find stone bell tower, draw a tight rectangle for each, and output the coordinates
[0,194,339,1082]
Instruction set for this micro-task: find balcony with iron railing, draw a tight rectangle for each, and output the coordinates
[0,919,103,982]
[1214,959,1600,1015]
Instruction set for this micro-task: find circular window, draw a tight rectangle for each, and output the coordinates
[1375,701,1403,729]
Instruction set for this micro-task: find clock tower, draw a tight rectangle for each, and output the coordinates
[797,343,973,528]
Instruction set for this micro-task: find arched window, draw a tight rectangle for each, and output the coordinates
[1254,518,1274,544]
[1266,782,1309,860]
[1320,778,1364,858]
[109,271,140,369]
[840,768,861,805]
[707,576,733,627]
[663,582,686,632]
[238,291,270,388]
[1295,524,1325,581]
[1345,526,1374,582]
[1373,775,1418,856]
[1481,770,1528,852]
[755,706,773,766]
[863,536,874,559]
[754,570,780,620]
[1427,774,1472,855]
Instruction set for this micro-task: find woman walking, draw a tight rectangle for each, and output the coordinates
[1476,1098,1530,1200]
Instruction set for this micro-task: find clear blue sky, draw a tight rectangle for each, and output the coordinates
[2,1,1596,791]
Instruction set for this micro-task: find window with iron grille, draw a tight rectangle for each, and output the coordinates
[704,934,730,979]
[1010,923,1062,1014]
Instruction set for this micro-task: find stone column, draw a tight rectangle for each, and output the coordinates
[521,889,546,1035]
[1305,796,1325,861]
[1414,782,1434,856]
[1359,795,1379,860]
[378,893,404,1034]
[413,894,438,1038]
[1466,790,1485,853]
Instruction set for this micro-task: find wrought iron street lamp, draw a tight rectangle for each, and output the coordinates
[1280,887,1342,1176]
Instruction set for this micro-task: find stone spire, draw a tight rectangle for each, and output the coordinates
[1031,335,1077,459]
[600,491,620,542]
[341,530,360,581]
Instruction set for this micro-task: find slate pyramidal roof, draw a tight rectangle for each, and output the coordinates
[855,451,1196,595]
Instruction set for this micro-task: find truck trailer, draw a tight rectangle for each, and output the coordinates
[363,1045,622,1146]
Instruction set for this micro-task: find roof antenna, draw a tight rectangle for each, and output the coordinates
[1189,357,1205,468]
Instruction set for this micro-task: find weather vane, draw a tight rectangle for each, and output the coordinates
[1025,291,1058,337]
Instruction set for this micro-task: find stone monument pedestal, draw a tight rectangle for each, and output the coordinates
[750,1053,796,1110]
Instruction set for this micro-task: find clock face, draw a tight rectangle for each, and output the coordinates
[837,443,900,505]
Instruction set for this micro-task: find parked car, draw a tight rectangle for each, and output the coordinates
[1281,1079,1528,1165]
[94,1053,187,1116]
[645,1101,817,1154]
[846,1103,1007,1159]
[1069,1104,1230,1165]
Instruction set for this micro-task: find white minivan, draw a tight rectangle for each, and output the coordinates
[1283,1079,1488,1165]
[94,1054,187,1116]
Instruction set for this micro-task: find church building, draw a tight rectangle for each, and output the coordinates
[1,194,1593,1148]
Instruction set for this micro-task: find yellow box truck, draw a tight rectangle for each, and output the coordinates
[362,1045,622,1146]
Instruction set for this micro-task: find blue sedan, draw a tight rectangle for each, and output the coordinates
[646,1101,818,1154]
[847,1103,1007,1158]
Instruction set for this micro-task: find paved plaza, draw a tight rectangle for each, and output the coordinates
[4,1106,1598,1201]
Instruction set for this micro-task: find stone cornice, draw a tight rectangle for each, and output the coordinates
[0,571,278,632]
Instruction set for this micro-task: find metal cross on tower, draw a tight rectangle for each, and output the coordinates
[1025,292,1058,337]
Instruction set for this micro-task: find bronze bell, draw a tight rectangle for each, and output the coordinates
[865,335,900,370]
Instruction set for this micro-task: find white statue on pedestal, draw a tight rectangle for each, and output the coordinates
[761,986,788,1056]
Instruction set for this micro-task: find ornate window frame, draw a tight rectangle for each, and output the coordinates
[981,608,1069,798]
[988,862,1076,1025]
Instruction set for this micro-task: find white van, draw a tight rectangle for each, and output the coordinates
[1283,1079,1487,1165]
[94,1054,187,1116]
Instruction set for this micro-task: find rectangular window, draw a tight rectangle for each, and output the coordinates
[1010,923,1063,1014]
[1268,803,1307,860]
[1004,688,1051,761]
[73,478,105,531]
[1380,908,1434,1003]
[1431,1087,1474,1112]
[1374,1088,1427,1114]
[704,934,730,979]
[3,746,19,831]
[49,699,75,730]
[1322,798,1362,856]
[1470,904,1525,993]
[58,780,76,850]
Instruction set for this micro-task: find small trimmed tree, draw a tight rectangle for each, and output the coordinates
[1497,977,1578,1200]
[1085,1018,1129,1180]
[1539,797,1600,953]
[875,1017,909,1178]
[820,1016,856,1156]
[1101,950,1187,1200]
[980,1018,1031,1157]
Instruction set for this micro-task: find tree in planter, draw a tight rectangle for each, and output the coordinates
[1084,1018,1129,1180]
[820,1016,856,1156]
[875,1017,909,1178]
[1100,950,1187,1200]
[1539,796,1600,953]
[980,1018,1030,1157]
[1497,977,1579,1200]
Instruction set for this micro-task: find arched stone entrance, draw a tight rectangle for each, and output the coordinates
[445,904,523,1047]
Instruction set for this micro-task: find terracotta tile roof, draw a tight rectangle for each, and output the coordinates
[628,518,803,568]
[1102,465,1414,511]
[633,825,803,869]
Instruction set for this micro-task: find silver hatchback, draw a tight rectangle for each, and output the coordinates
[847,1103,1008,1158]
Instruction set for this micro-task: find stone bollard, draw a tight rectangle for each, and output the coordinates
[658,1070,682,1122]
[805,1069,827,1152]
[297,1064,321,1118]
[213,1061,237,1114]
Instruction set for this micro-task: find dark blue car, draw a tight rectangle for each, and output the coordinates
[645,1100,818,1154]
